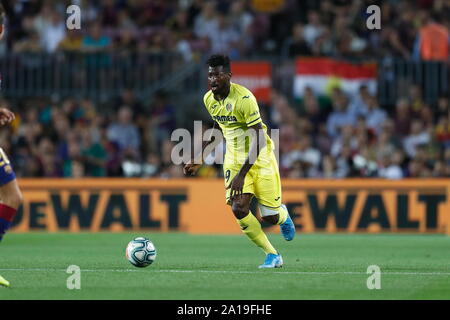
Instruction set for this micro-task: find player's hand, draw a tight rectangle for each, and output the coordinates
[226,173,245,200]
[0,108,15,126]
[183,163,201,176]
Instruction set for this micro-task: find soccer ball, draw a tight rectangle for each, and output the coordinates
[125,237,157,268]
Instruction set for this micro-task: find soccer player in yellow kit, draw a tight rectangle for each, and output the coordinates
[184,55,295,268]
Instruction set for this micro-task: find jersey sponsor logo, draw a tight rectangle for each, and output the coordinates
[212,115,237,122]
[250,111,259,117]
[226,103,233,112]
[242,95,250,99]
[275,196,280,201]
[212,104,218,109]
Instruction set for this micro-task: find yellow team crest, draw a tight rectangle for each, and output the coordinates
[4,165,12,174]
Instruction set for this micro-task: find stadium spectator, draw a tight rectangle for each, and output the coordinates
[435,115,450,149]
[37,8,66,52]
[12,30,41,52]
[114,28,137,53]
[363,96,388,134]
[0,0,449,180]
[148,91,176,152]
[77,0,99,25]
[193,1,218,42]
[326,91,356,138]
[113,88,146,120]
[99,0,119,27]
[298,90,327,133]
[403,119,431,158]
[208,13,240,57]
[107,106,141,157]
[229,0,253,36]
[58,29,82,51]
[37,136,61,177]
[394,98,412,136]
[408,84,426,114]
[282,23,311,58]
[281,135,321,178]
[166,9,195,61]
[80,129,107,177]
[436,95,449,119]
[303,10,326,48]
[0,0,447,60]
[142,153,161,177]
[415,13,449,61]
[378,151,404,180]
[82,22,112,53]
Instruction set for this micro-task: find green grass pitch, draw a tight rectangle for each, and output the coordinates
[0,232,449,299]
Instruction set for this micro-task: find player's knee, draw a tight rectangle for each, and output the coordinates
[231,201,249,219]
[261,214,279,225]
[13,190,23,208]
[2,188,23,209]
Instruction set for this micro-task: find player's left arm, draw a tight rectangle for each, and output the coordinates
[0,0,13,41]
[227,96,266,199]
[0,107,15,125]
[0,3,5,40]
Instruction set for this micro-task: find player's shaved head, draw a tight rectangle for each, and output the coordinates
[207,54,231,73]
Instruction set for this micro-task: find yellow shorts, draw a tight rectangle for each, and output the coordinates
[223,152,281,208]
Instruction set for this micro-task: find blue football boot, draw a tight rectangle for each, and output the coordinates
[258,253,283,269]
[280,204,295,241]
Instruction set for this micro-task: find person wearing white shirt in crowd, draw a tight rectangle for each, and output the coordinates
[364,96,388,134]
[403,119,430,158]
[378,151,404,179]
[282,136,321,178]
[39,10,66,52]
[193,1,218,39]
[326,92,356,138]
[303,10,326,47]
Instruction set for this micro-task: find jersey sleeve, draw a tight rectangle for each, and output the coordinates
[241,96,262,127]
[203,92,214,120]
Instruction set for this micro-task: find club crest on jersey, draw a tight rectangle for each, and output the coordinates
[226,103,233,112]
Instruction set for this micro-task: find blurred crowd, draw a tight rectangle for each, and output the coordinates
[0,0,448,61]
[0,89,182,178]
[268,85,450,179]
[0,0,449,179]
[1,81,449,179]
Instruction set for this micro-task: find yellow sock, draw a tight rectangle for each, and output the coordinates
[0,274,10,287]
[237,212,277,255]
[276,205,288,225]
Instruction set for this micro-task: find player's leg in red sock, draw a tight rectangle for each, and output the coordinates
[0,179,23,241]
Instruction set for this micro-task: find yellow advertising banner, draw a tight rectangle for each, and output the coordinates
[11,179,450,234]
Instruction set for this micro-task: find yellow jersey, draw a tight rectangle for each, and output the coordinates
[203,82,274,166]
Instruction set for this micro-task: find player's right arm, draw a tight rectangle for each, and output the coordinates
[0,0,14,41]
[0,3,5,40]
[183,121,217,176]
[0,107,15,126]
[183,91,218,176]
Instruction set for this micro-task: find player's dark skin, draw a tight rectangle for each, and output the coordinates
[184,65,280,225]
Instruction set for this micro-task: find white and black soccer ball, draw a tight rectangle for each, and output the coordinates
[126,237,157,268]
